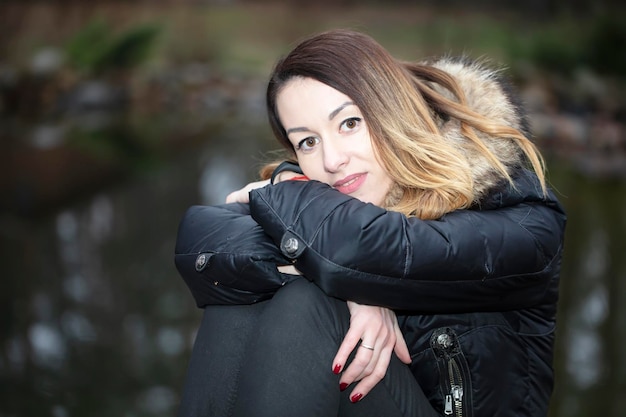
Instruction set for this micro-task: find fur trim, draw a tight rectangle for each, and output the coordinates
[426,57,526,202]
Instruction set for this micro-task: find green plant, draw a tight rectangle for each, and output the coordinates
[533,35,581,74]
[65,18,161,75]
[585,14,626,75]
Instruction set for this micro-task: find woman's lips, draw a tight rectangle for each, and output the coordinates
[334,173,367,194]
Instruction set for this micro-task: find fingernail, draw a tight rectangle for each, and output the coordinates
[333,364,342,374]
[339,382,349,392]
[350,393,363,403]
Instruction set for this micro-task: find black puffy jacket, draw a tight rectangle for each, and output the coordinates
[174,167,566,417]
[175,57,566,416]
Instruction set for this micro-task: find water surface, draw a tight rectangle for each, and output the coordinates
[0,130,623,416]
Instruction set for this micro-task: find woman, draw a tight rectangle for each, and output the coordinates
[175,29,566,417]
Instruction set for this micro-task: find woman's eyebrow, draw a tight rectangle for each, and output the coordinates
[286,101,355,135]
[285,126,310,135]
[328,101,354,120]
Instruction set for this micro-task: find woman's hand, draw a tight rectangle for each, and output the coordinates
[225,180,270,204]
[225,171,305,204]
[277,265,301,275]
[333,302,411,403]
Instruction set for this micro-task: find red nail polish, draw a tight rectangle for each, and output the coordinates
[333,364,342,374]
[350,393,363,403]
[339,382,349,392]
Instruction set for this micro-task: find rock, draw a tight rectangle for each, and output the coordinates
[30,48,64,77]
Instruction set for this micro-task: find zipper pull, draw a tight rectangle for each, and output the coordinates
[444,394,453,415]
[451,385,463,402]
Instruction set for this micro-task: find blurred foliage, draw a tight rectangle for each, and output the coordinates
[2,2,624,79]
[67,123,158,170]
[585,14,626,75]
[507,13,626,76]
[515,24,584,75]
[65,18,162,75]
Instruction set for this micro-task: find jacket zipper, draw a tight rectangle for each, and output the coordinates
[431,328,471,417]
[446,357,464,417]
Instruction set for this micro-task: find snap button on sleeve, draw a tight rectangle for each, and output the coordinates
[280,231,305,259]
[284,238,298,254]
[195,253,213,272]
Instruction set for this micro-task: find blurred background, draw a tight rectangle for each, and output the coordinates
[1,0,625,416]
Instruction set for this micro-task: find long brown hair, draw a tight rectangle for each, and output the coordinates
[265,29,546,219]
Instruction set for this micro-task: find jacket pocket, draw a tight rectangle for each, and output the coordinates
[430,327,473,417]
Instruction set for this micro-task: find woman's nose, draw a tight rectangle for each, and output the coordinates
[322,139,349,173]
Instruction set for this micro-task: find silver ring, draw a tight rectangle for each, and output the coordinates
[360,343,375,351]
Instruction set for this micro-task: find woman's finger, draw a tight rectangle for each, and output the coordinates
[348,343,393,403]
[225,189,249,204]
[339,339,378,388]
[276,265,302,275]
[332,324,364,377]
[338,305,410,403]
[394,323,412,364]
[334,302,382,381]
[225,180,271,203]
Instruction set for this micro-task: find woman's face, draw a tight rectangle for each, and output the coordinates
[276,77,393,206]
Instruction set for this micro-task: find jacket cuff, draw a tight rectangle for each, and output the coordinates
[175,252,295,306]
[249,180,408,275]
[270,161,303,184]
[249,180,351,257]
[174,204,295,306]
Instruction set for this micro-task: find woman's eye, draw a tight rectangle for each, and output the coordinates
[297,136,319,151]
[340,117,361,132]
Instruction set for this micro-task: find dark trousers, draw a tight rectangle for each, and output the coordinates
[178,278,440,417]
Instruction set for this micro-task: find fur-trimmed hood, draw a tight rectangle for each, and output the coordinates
[427,58,529,202]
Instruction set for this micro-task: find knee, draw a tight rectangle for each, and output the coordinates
[269,278,348,331]
[273,278,327,312]
[259,278,348,346]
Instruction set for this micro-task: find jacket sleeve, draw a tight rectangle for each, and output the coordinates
[248,176,566,313]
[174,204,298,307]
